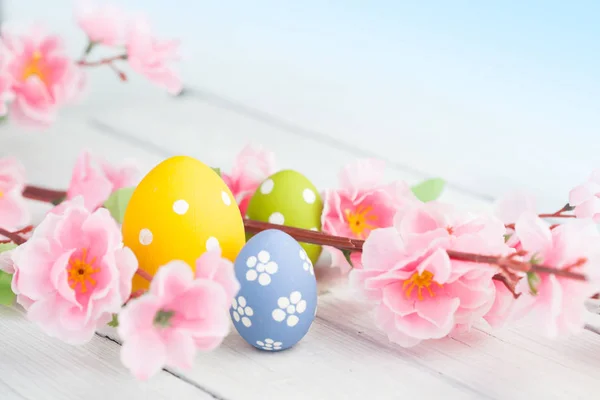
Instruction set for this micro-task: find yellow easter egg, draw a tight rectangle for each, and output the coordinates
[122,155,246,292]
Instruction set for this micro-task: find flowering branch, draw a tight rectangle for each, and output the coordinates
[505,204,576,230]
[243,219,588,282]
[77,54,127,66]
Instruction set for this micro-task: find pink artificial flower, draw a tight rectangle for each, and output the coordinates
[569,170,600,222]
[0,157,30,230]
[2,27,84,127]
[75,0,127,46]
[125,17,182,95]
[221,144,276,216]
[10,199,138,344]
[494,190,538,250]
[321,159,419,272]
[350,201,510,347]
[511,213,600,337]
[118,250,237,380]
[483,280,518,329]
[66,150,140,211]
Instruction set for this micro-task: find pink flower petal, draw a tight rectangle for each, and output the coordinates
[494,191,537,224]
[193,335,225,351]
[194,248,240,306]
[514,212,552,258]
[115,247,138,303]
[149,260,194,301]
[361,227,405,271]
[165,330,197,370]
[120,331,167,381]
[374,304,422,348]
[416,248,452,284]
[381,283,416,317]
[414,295,460,329]
[338,159,385,198]
[117,295,162,338]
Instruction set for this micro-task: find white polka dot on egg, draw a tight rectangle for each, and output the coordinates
[173,199,189,215]
[302,188,316,204]
[268,212,285,225]
[221,191,232,206]
[139,228,153,245]
[260,179,274,194]
[206,236,220,251]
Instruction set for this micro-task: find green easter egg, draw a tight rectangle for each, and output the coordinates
[247,170,323,264]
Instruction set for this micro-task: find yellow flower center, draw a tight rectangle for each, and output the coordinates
[344,204,378,238]
[68,248,100,294]
[0,191,3,198]
[402,270,441,301]
[22,50,47,83]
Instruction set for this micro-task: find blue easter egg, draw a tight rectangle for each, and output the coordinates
[231,229,317,352]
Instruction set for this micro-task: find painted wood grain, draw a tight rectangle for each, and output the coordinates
[0,306,214,400]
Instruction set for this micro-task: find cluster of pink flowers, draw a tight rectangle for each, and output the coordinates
[0,0,181,128]
[1,140,600,380]
[64,150,140,212]
[0,196,239,380]
[348,189,600,346]
[118,250,239,380]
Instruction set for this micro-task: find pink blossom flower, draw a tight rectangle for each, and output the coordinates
[321,159,419,272]
[75,0,127,46]
[510,213,600,337]
[221,144,276,216]
[2,27,85,127]
[10,199,138,344]
[569,170,600,222]
[350,201,510,347]
[118,250,237,380]
[125,17,182,95]
[0,157,30,230]
[494,190,538,250]
[483,280,518,329]
[66,151,140,211]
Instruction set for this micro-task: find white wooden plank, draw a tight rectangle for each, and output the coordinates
[0,306,214,400]
[99,294,483,400]
[83,98,600,399]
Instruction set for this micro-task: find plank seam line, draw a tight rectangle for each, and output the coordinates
[180,86,495,203]
[314,315,496,400]
[94,332,228,400]
[87,110,493,205]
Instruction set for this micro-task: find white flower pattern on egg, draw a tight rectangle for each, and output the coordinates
[299,249,314,275]
[245,250,278,286]
[256,338,283,351]
[272,291,307,327]
[232,296,254,327]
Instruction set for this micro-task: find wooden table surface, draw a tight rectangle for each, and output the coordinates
[1,2,600,399]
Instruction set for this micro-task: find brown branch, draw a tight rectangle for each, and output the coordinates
[505,204,576,230]
[243,219,588,281]
[77,54,127,67]
[135,268,153,282]
[22,185,66,203]
[0,228,26,245]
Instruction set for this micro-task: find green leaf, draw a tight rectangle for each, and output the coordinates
[527,271,541,296]
[212,167,221,177]
[411,178,446,202]
[0,242,18,253]
[107,313,119,327]
[0,271,15,305]
[341,249,355,268]
[51,195,66,206]
[103,187,135,224]
[503,234,512,243]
